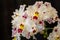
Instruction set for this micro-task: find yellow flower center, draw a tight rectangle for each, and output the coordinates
[34,12,39,17]
[13,37,16,40]
[19,24,24,30]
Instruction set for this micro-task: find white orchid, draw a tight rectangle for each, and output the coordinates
[48,20,60,40]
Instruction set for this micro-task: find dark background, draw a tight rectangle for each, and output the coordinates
[0,0,60,40]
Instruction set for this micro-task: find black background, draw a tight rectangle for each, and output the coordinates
[0,0,60,40]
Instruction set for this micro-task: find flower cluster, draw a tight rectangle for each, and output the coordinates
[11,1,58,40]
[48,19,60,40]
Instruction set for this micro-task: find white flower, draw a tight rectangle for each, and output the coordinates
[48,22,60,40]
[11,1,58,40]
